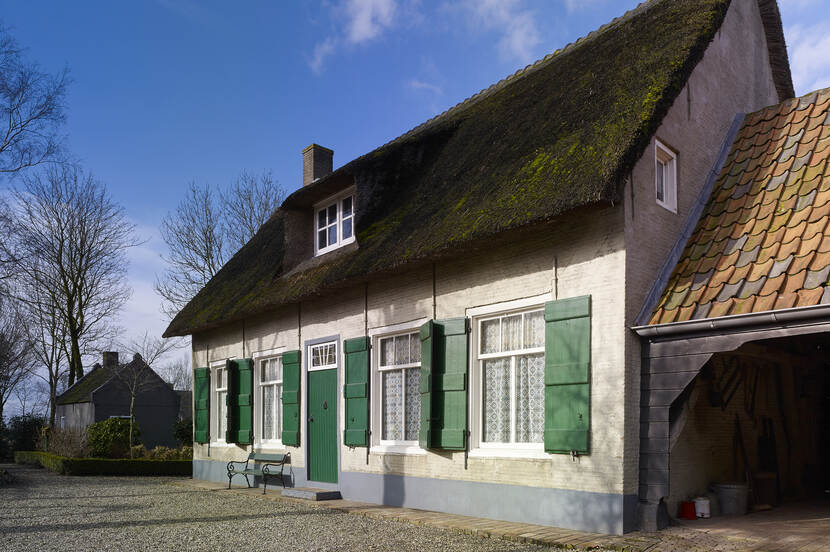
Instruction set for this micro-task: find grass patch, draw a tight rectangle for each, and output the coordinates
[14,451,192,476]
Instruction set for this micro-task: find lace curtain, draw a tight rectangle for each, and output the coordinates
[381,331,421,442]
[382,371,403,440]
[515,354,544,442]
[480,309,545,444]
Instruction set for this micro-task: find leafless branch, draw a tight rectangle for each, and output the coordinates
[7,165,139,387]
[0,294,34,422]
[155,170,284,319]
[0,24,69,174]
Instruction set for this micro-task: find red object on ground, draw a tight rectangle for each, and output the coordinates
[679,501,698,520]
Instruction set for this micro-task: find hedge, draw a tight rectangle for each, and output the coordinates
[14,451,192,476]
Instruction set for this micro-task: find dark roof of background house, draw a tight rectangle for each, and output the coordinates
[164,0,793,338]
[649,87,830,324]
[56,364,112,405]
[56,355,166,405]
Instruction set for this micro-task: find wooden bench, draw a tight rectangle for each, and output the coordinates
[227,452,289,494]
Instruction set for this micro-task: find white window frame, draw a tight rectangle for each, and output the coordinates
[253,347,286,448]
[467,294,551,459]
[376,331,422,447]
[314,188,356,256]
[655,139,677,213]
[210,359,231,445]
[308,341,338,372]
[369,318,428,455]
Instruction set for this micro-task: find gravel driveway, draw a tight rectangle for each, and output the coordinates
[0,464,552,552]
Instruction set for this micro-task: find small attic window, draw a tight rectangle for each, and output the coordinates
[655,139,677,213]
[315,189,355,255]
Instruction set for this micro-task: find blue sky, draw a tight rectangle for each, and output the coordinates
[0,0,828,369]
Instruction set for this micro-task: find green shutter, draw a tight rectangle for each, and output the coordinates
[434,318,469,450]
[544,296,591,454]
[225,359,237,443]
[194,367,210,444]
[419,321,434,449]
[281,350,301,446]
[343,336,370,446]
[227,358,253,444]
[420,318,469,450]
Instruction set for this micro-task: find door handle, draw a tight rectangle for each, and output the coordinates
[308,416,314,423]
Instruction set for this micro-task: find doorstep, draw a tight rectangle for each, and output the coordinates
[281,487,342,501]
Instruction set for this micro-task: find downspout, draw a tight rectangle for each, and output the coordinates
[365,282,370,465]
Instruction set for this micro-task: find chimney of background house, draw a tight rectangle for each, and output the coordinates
[302,144,333,186]
[102,351,119,369]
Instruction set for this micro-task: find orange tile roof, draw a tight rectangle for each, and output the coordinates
[649,88,830,325]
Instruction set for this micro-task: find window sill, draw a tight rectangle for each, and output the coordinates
[209,442,238,448]
[467,448,550,460]
[254,443,285,451]
[315,240,356,257]
[370,444,426,456]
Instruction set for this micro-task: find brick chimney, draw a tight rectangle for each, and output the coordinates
[102,351,119,370]
[302,144,333,186]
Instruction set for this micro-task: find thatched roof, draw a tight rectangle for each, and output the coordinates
[164,0,793,338]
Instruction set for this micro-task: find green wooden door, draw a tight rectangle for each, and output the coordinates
[308,369,338,483]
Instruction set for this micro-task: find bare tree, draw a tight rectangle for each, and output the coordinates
[13,371,47,418]
[116,332,177,456]
[8,166,138,386]
[23,275,68,427]
[0,296,33,423]
[158,353,192,391]
[0,24,68,174]
[155,170,284,318]
[220,170,284,251]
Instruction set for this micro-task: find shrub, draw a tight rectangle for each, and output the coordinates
[174,417,193,446]
[87,418,141,458]
[8,415,45,453]
[179,445,193,460]
[14,451,192,476]
[131,444,148,458]
[148,446,173,460]
[43,426,89,458]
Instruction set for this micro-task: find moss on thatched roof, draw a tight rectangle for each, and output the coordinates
[164,0,793,338]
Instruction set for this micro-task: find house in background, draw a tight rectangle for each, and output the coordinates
[162,0,820,535]
[56,351,181,449]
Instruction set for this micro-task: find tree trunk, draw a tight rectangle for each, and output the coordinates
[70,334,83,385]
[129,393,136,458]
[49,384,56,428]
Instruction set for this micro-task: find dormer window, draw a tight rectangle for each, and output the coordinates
[655,139,677,213]
[315,189,355,255]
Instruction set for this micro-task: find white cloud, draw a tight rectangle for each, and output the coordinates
[345,0,397,44]
[459,0,541,64]
[310,37,338,75]
[786,23,830,96]
[309,0,412,74]
[407,79,443,95]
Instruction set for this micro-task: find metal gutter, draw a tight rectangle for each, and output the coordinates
[634,113,746,326]
[632,303,830,339]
